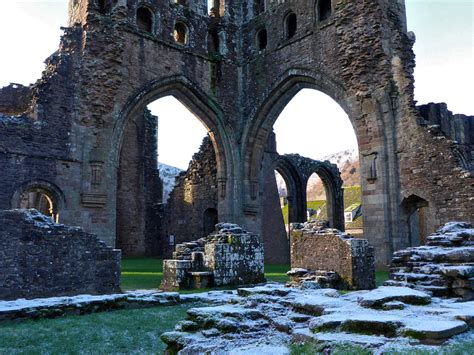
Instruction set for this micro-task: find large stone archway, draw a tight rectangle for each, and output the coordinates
[0,0,471,265]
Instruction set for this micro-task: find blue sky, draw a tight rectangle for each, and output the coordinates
[0,1,472,169]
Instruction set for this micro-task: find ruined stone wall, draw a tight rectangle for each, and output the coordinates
[0,84,32,116]
[0,0,471,267]
[418,103,474,172]
[0,209,121,300]
[117,109,162,256]
[161,223,265,291]
[161,136,218,258]
[291,222,375,290]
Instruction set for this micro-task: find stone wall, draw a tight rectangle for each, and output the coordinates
[116,108,162,256]
[160,136,218,257]
[0,0,471,267]
[0,209,121,300]
[290,222,375,290]
[418,103,473,172]
[0,84,32,116]
[161,223,265,291]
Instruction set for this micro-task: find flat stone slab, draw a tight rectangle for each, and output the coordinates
[293,328,390,347]
[187,305,264,322]
[237,284,292,297]
[357,286,431,308]
[402,319,468,340]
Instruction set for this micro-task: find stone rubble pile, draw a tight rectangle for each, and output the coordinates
[289,222,375,290]
[160,223,265,291]
[161,283,474,353]
[385,222,474,300]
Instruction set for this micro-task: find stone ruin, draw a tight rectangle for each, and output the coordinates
[160,223,265,291]
[0,209,121,301]
[289,221,375,290]
[386,222,474,300]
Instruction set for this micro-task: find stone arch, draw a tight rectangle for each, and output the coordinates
[113,76,233,254]
[136,5,154,33]
[244,69,359,189]
[316,0,332,22]
[303,162,344,230]
[272,156,306,224]
[256,28,268,52]
[174,21,190,45]
[113,75,231,182]
[284,11,297,39]
[11,180,66,223]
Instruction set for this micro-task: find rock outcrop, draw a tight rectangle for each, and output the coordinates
[386,222,474,300]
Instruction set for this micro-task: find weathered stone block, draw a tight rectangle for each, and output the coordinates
[290,222,375,290]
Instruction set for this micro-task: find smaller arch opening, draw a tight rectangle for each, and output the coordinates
[256,28,268,51]
[285,12,297,39]
[175,0,188,6]
[318,0,332,22]
[174,22,189,45]
[19,188,59,223]
[137,7,153,33]
[97,0,111,14]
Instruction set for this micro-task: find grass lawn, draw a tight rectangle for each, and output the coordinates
[121,258,292,290]
[0,304,195,354]
[121,258,389,290]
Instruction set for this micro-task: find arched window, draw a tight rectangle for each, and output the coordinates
[137,7,153,33]
[19,187,59,223]
[174,22,189,45]
[318,0,332,22]
[256,28,267,51]
[285,12,297,39]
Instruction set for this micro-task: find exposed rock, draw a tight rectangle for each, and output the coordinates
[387,222,474,300]
[357,286,431,308]
[402,320,469,340]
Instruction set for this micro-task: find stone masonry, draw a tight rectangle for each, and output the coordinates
[0,0,472,266]
[386,222,474,300]
[0,209,121,300]
[161,223,265,291]
[290,221,375,290]
[160,136,218,257]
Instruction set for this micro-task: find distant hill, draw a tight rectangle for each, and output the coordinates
[158,163,183,202]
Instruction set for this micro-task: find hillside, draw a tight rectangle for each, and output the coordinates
[158,163,183,202]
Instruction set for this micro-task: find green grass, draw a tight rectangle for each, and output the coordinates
[121,257,163,291]
[376,270,390,287]
[265,263,291,283]
[0,303,195,354]
[121,258,291,290]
